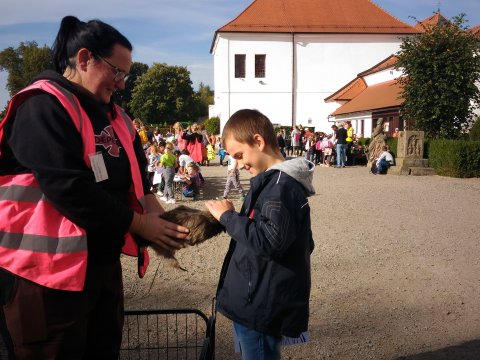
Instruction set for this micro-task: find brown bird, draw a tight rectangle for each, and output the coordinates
[149,205,224,271]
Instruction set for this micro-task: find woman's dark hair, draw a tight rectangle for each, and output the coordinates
[52,15,132,73]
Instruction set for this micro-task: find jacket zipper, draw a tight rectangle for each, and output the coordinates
[247,266,252,303]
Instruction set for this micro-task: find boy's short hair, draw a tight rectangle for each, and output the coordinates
[222,109,277,149]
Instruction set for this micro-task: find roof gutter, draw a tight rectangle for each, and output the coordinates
[291,33,296,127]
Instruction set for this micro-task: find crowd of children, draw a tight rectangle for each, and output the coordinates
[147,144,204,204]
[140,118,381,208]
[275,122,367,167]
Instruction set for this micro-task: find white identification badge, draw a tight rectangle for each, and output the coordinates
[89,152,109,182]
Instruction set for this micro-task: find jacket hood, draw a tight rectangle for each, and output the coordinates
[268,158,315,196]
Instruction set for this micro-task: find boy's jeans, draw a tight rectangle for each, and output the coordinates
[377,158,391,174]
[233,321,281,360]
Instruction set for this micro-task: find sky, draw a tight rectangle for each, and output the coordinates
[1,0,480,110]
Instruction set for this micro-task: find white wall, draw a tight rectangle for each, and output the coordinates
[363,68,403,86]
[334,112,373,138]
[212,34,294,132]
[212,32,406,133]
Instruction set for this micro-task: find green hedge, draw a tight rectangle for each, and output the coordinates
[358,137,371,146]
[385,138,398,158]
[429,140,480,178]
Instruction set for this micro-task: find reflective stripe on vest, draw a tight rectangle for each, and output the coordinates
[0,80,148,290]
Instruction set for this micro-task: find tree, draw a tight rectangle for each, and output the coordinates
[193,82,214,119]
[129,63,195,124]
[113,61,148,116]
[396,14,480,139]
[470,116,480,141]
[0,41,54,97]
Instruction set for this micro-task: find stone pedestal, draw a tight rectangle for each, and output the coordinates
[397,131,424,159]
[389,131,436,176]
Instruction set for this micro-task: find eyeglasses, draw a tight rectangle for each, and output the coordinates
[97,56,129,83]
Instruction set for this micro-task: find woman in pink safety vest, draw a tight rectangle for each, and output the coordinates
[0,16,189,359]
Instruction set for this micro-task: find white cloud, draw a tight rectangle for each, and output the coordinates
[0,0,248,27]
[1,0,478,109]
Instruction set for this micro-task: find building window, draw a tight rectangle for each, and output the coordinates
[255,54,266,78]
[235,54,246,78]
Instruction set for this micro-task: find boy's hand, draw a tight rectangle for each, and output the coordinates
[205,199,235,221]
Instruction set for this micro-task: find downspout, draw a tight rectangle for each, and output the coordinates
[228,38,231,119]
[291,33,296,127]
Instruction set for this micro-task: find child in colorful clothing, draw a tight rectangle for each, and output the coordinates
[206,143,216,166]
[320,134,334,167]
[147,144,160,191]
[219,156,245,201]
[182,162,201,200]
[304,134,315,163]
[217,139,227,166]
[156,141,166,195]
[159,142,178,204]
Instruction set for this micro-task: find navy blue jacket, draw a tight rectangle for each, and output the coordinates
[217,162,314,337]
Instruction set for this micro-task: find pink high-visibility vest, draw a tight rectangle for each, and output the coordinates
[0,80,149,291]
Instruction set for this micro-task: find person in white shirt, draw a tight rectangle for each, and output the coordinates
[375,145,394,174]
[177,149,205,182]
[178,149,195,175]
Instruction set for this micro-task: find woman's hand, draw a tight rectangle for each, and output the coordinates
[205,199,235,221]
[130,212,189,251]
[143,193,164,215]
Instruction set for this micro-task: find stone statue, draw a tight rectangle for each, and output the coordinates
[367,118,386,168]
[407,135,421,157]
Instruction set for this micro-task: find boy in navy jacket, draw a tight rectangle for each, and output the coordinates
[206,109,315,359]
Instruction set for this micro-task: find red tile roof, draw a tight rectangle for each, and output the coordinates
[358,55,398,77]
[325,78,367,102]
[217,0,420,35]
[468,25,480,40]
[331,80,403,116]
[414,12,450,32]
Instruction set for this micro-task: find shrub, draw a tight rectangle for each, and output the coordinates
[385,138,398,158]
[204,117,220,135]
[358,137,371,146]
[469,117,480,141]
[429,140,480,178]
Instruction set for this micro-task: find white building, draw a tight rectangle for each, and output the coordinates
[209,0,419,134]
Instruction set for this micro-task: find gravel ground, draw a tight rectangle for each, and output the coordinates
[122,158,480,360]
